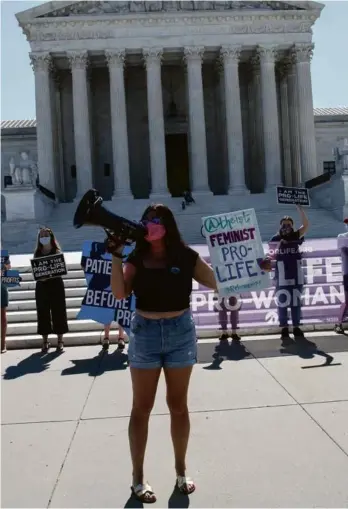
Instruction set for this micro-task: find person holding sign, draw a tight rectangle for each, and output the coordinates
[1,251,11,353]
[108,204,218,503]
[268,205,311,346]
[335,218,348,333]
[33,228,68,353]
[81,246,126,351]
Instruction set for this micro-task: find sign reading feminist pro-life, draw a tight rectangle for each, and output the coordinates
[77,241,135,334]
[277,186,310,207]
[30,253,67,281]
[202,209,270,298]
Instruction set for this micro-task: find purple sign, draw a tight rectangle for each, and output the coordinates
[190,239,344,331]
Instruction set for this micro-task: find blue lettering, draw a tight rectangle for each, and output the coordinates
[245,260,257,277]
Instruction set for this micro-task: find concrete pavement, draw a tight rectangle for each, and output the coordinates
[1,334,348,508]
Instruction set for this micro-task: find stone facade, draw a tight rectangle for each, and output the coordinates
[2,1,348,222]
[3,0,327,203]
[2,108,347,198]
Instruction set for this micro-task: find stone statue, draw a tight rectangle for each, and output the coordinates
[8,152,38,187]
[334,138,348,174]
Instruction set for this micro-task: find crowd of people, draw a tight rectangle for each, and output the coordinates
[1,200,347,503]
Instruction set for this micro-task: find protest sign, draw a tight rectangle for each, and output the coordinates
[77,241,135,334]
[1,250,21,287]
[201,209,270,298]
[276,186,310,207]
[30,253,67,281]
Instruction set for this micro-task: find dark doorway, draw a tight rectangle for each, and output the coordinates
[165,133,190,197]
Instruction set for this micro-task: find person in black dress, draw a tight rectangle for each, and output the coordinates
[33,227,68,353]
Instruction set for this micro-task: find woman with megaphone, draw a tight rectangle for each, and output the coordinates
[107,203,219,503]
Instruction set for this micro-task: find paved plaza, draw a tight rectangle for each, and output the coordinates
[2,333,348,508]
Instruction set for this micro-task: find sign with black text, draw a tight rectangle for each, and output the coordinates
[276,186,310,207]
[31,253,67,281]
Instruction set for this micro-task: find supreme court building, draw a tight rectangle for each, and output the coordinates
[15,1,325,203]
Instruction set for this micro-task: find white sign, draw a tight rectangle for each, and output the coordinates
[201,208,271,298]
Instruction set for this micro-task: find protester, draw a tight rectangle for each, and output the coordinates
[217,295,241,342]
[80,250,126,351]
[107,204,219,502]
[181,190,195,210]
[34,227,68,352]
[334,218,348,333]
[268,205,310,346]
[1,252,11,354]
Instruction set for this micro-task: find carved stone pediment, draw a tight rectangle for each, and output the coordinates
[38,1,306,18]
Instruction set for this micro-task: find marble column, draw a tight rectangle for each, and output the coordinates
[67,50,93,199]
[29,52,56,196]
[143,48,170,199]
[220,45,248,195]
[257,46,282,190]
[292,43,317,183]
[285,56,302,186]
[184,47,212,196]
[277,62,292,187]
[249,55,265,193]
[105,50,132,199]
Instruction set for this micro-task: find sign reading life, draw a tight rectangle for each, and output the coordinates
[277,186,310,206]
[202,209,270,297]
[31,253,67,281]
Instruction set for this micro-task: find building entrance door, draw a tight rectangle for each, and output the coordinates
[165,133,190,197]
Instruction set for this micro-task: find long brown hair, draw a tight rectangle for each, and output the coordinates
[133,204,186,259]
[34,227,61,258]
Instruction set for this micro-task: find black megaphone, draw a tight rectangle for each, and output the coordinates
[73,189,147,245]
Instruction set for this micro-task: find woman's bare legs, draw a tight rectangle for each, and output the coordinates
[129,367,161,490]
[102,324,111,350]
[164,366,193,477]
[118,324,126,349]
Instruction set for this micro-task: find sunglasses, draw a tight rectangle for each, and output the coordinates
[141,218,161,226]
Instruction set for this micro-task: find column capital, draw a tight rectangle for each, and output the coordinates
[29,52,53,73]
[291,43,314,64]
[105,49,126,68]
[183,46,205,63]
[250,53,261,72]
[257,45,278,64]
[143,47,163,67]
[220,45,242,64]
[67,50,89,70]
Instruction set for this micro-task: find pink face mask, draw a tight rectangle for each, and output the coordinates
[145,223,166,242]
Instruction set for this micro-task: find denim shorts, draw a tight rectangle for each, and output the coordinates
[128,310,197,369]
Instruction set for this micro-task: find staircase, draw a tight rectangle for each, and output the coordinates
[5,239,343,349]
[1,193,344,254]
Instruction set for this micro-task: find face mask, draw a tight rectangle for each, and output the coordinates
[280,225,293,236]
[145,223,166,242]
[40,237,51,246]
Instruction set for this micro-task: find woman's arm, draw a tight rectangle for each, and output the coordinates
[111,257,136,300]
[193,256,217,290]
[297,205,309,237]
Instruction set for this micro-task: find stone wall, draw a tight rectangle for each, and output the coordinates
[315,117,348,175]
[1,130,37,191]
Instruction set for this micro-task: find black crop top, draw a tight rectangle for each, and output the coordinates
[127,246,199,312]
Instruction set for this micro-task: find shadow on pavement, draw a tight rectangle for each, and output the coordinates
[124,492,143,508]
[280,338,342,369]
[168,485,190,508]
[2,350,63,379]
[60,349,128,377]
[203,339,250,370]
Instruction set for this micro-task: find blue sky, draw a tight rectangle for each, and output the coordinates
[1,0,347,121]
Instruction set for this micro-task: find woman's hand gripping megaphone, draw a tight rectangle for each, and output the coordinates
[104,230,126,259]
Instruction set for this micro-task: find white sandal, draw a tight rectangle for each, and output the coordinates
[131,482,157,504]
[176,475,196,495]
